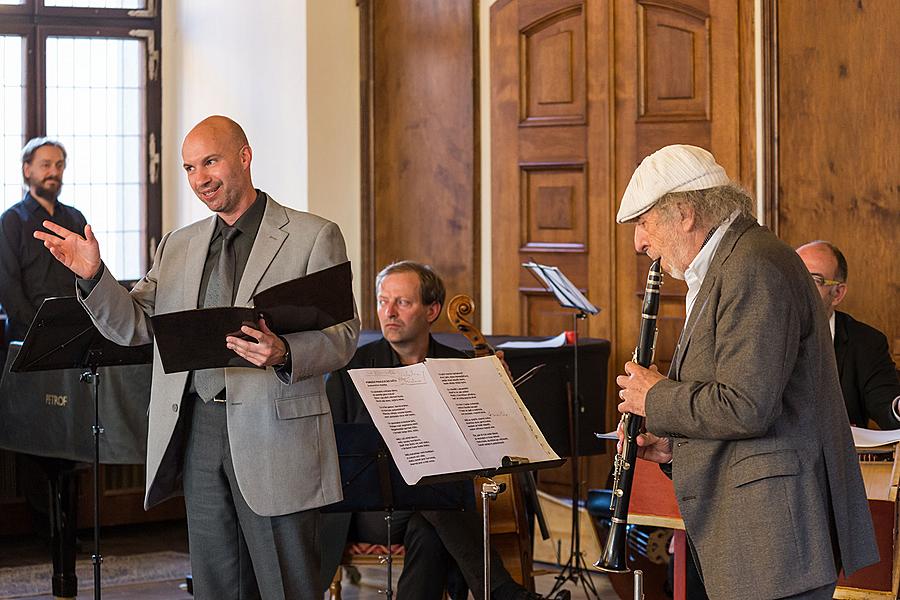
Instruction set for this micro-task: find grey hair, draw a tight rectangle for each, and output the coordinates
[656,183,754,229]
[375,261,446,308]
[21,137,67,184]
[22,137,67,164]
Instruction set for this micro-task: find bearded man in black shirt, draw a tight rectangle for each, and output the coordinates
[0,137,87,345]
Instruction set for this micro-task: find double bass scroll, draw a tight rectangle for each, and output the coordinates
[446,294,547,588]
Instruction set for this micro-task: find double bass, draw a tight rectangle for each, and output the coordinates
[446,294,549,590]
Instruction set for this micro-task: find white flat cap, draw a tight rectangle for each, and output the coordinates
[616,144,730,223]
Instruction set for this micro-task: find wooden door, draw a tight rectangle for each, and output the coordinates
[613,0,754,395]
[491,0,753,493]
[762,0,900,352]
[492,0,610,340]
[360,0,479,331]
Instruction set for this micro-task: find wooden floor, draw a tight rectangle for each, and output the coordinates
[331,564,619,599]
[0,520,620,599]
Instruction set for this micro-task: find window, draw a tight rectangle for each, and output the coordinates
[0,0,160,279]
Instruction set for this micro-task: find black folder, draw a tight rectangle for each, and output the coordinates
[150,261,354,373]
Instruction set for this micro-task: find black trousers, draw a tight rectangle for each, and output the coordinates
[354,508,513,599]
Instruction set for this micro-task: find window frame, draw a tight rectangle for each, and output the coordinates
[0,0,161,274]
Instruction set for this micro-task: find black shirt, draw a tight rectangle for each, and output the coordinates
[325,336,466,425]
[189,190,267,397]
[197,190,266,306]
[0,192,88,342]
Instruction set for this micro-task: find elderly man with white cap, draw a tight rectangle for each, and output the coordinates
[613,145,878,599]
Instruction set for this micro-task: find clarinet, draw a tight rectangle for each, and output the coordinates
[594,258,662,573]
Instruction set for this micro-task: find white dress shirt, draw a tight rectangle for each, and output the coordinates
[684,211,740,319]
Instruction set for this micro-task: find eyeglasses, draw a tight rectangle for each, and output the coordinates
[810,274,844,287]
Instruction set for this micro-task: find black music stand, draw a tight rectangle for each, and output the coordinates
[325,424,474,599]
[522,261,602,599]
[417,458,565,600]
[12,297,152,600]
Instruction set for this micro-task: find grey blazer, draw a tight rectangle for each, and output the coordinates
[78,194,360,516]
[646,216,878,599]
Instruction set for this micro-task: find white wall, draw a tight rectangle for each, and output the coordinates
[306,2,361,302]
[161,0,362,299]
[479,0,499,331]
[161,0,309,231]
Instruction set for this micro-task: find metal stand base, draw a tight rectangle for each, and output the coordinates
[548,312,602,599]
[79,366,103,600]
[633,569,644,600]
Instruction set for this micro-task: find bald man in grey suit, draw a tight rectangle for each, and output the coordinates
[613,145,878,599]
[35,116,360,599]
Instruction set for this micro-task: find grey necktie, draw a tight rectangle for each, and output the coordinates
[194,226,239,402]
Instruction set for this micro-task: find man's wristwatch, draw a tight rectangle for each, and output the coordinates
[276,338,291,368]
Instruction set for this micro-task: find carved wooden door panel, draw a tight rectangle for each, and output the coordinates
[492,0,750,396]
[491,0,752,479]
[492,0,607,340]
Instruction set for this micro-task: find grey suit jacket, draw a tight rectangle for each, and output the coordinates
[78,194,360,516]
[646,216,878,599]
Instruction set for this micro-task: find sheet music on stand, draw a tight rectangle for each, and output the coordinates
[522,261,599,315]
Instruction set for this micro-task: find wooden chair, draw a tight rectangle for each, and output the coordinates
[329,474,535,599]
[328,542,405,600]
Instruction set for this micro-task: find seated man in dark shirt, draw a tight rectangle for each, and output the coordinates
[797,240,900,429]
[324,260,567,600]
[0,137,87,345]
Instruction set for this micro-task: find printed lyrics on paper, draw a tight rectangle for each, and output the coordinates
[439,370,509,447]
[366,376,436,466]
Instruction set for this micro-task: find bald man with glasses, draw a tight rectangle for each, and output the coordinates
[797,240,900,429]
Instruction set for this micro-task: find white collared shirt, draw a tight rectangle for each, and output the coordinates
[684,211,740,320]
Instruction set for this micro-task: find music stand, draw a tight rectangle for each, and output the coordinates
[325,424,474,599]
[419,459,565,600]
[11,297,152,600]
[417,456,566,600]
[522,261,602,598]
[468,458,563,600]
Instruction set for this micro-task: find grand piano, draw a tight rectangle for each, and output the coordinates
[0,341,153,598]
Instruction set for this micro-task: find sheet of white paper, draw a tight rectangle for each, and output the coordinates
[496,332,567,349]
[425,356,560,468]
[348,364,481,485]
[851,426,900,448]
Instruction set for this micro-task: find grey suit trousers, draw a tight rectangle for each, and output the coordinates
[183,396,320,600]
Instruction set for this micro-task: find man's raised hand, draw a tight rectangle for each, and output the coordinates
[34,221,102,279]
